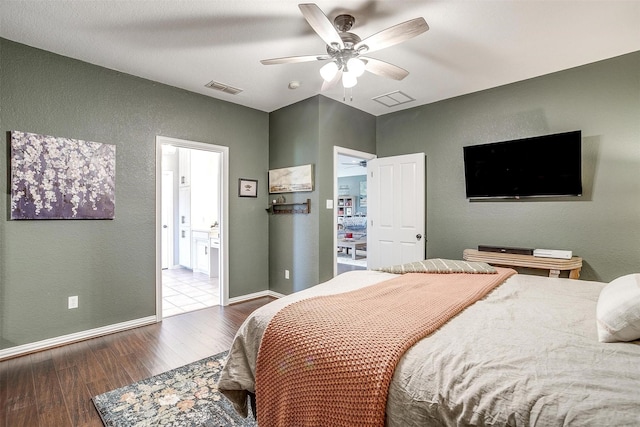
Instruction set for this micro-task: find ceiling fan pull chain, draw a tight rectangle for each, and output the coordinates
[343,86,355,102]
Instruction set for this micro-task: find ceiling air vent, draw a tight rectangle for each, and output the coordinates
[205,80,243,95]
[372,90,415,108]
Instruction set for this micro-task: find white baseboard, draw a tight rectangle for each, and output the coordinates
[0,316,157,361]
[268,290,286,299]
[228,289,285,304]
[2,291,285,360]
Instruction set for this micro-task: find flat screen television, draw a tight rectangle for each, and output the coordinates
[463,130,582,199]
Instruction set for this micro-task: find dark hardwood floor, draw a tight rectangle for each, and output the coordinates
[337,262,366,275]
[0,297,274,427]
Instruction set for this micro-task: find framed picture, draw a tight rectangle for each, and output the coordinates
[268,164,314,193]
[10,130,116,220]
[238,178,258,197]
[359,180,367,206]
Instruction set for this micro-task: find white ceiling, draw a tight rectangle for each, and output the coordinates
[1,1,639,117]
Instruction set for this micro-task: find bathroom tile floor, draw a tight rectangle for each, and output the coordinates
[162,267,219,318]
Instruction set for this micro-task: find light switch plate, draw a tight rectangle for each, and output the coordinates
[68,295,78,309]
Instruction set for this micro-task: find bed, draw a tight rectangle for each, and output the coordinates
[218,263,640,426]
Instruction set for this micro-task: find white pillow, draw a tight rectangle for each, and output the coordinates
[596,273,640,343]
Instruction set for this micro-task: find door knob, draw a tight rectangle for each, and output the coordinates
[163,225,168,229]
[416,234,422,241]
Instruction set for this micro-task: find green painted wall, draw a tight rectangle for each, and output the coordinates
[376,51,640,282]
[268,97,320,295]
[0,39,269,349]
[268,96,375,294]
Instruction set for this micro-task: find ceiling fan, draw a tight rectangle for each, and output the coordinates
[261,3,429,90]
[341,159,368,168]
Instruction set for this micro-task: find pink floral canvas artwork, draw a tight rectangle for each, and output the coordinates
[10,131,116,219]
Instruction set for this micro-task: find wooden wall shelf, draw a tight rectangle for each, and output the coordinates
[266,199,311,215]
[463,248,582,279]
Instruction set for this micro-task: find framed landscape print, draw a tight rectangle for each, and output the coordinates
[10,130,116,219]
[268,164,314,193]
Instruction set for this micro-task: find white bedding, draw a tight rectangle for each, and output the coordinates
[218,270,640,426]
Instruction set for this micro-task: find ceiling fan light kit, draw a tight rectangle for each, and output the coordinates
[320,61,339,81]
[342,72,357,89]
[261,3,429,95]
[346,58,366,77]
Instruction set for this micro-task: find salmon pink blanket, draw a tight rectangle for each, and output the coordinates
[255,267,516,426]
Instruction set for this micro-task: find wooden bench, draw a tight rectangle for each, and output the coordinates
[463,249,582,279]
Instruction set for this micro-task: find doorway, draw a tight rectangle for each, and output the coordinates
[156,136,229,321]
[333,146,376,276]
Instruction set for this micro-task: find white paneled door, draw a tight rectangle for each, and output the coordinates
[367,153,426,269]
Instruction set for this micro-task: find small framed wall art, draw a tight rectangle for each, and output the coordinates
[238,178,258,197]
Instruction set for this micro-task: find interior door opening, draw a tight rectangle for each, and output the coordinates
[333,147,376,277]
[156,137,229,321]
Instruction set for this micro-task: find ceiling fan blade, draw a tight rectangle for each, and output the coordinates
[299,3,345,50]
[261,54,331,65]
[321,69,343,91]
[362,57,409,80]
[355,17,428,54]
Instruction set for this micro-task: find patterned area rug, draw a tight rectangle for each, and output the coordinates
[92,350,256,427]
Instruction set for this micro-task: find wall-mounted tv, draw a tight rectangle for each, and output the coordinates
[463,130,582,199]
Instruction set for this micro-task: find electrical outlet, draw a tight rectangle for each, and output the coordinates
[68,295,78,309]
[285,269,290,279]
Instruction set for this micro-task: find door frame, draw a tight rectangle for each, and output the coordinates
[155,136,230,323]
[333,146,376,277]
[161,170,174,269]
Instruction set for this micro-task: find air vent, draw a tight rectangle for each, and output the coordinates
[372,90,415,108]
[204,80,243,95]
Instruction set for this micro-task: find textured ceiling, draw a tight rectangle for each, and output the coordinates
[1,1,639,116]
